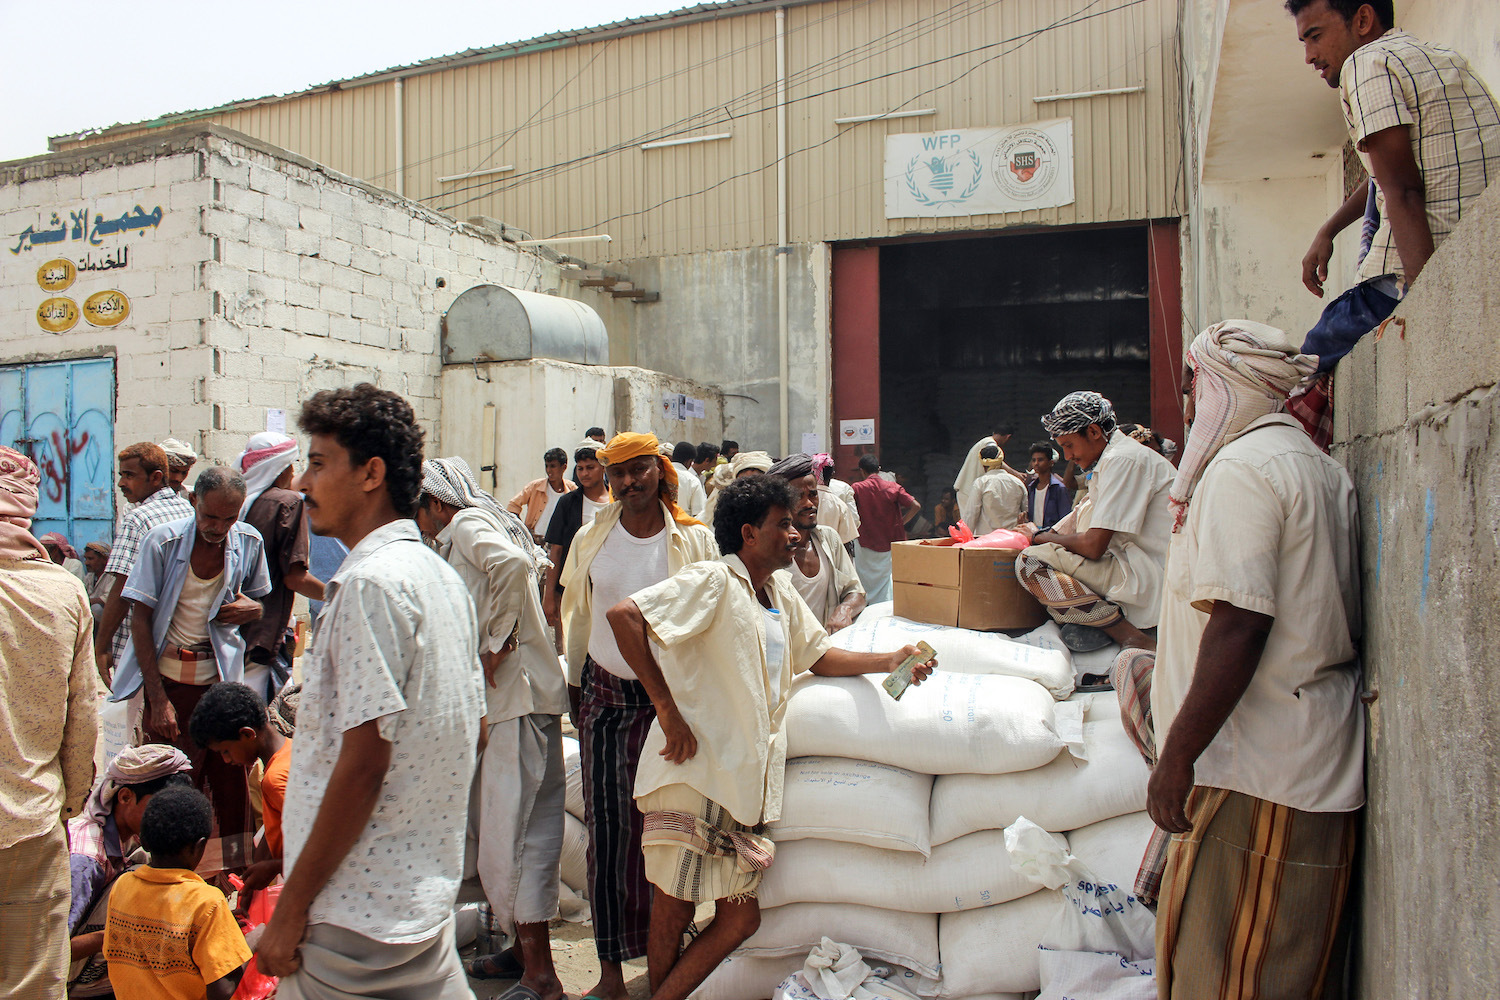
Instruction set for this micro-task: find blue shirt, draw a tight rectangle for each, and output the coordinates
[110,517,272,701]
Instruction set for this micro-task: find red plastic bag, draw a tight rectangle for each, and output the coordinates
[964,528,1032,550]
[229,875,281,1000]
[948,520,975,544]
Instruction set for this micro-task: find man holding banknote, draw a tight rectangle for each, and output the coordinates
[604,474,935,1000]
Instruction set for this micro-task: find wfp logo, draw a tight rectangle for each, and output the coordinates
[905,149,983,206]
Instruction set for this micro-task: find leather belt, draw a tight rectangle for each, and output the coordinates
[163,641,213,662]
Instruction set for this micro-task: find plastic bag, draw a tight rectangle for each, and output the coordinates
[947,521,975,544]
[963,528,1033,550]
[1006,815,1155,961]
[228,876,280,1000]
[773,938,922,1000]
[1037,949,1155,1000]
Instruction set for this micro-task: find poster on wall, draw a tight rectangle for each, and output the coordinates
[838,419,875,445]
[884,119,1074,219]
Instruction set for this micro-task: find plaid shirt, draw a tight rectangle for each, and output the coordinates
[102,487,193,662]
[1341,31,1500,281]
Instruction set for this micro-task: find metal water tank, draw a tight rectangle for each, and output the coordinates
[440,284,608,365]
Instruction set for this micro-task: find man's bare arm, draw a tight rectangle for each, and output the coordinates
[130,601,177,742]
[1146,603,1272,833]
[812,645,933,681]
[605,599,696,764]
[1304,179,1370,296]
[255,720,392,977]
[283,563,326,602]
[1031,525,1114,561]
[826,591,866,633]
[95,574,128,678]
[1364,125,1434,285]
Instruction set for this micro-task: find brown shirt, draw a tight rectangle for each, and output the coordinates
[241,487,310,657]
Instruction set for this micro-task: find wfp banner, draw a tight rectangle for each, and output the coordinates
[884,119,1074,219]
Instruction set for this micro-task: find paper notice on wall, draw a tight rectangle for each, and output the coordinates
[885,119,1075,219]
[687,397,706,419]
[802,432,823,454]
[266,408,287,434]
[839,419,875,444]
[662,394,683,420]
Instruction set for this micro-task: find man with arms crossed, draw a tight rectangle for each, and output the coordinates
[558,433,717,1000]
[1148,321,1362,998]
[257,385,484,998]
[605,475,934,1000]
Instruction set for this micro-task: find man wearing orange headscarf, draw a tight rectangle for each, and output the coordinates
[557,432,717,999]
[0,446,100,999]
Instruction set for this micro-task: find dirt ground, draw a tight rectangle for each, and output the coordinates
[461,903,717,1000]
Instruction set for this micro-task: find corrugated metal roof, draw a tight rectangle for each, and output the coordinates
[48,0,819,147]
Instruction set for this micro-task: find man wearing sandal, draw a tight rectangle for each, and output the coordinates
[605,475,935,1000]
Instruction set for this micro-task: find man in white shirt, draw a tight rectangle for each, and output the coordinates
[558,433,718,1000]
[1016,392,1175,654]
[256,385,484,999]
[1146,321,1361,999]
[960,445,1028,535]
[953,423,1020,511]
[604,475,933,1000]
[769,454,865,631]
[670,441,707,518]
[418,458,567,1000]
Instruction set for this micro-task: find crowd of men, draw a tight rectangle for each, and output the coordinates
[1,2,1495,999]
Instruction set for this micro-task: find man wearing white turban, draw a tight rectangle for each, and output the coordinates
[238,432,325,701]
[1147,320,1363,1000]
[159,437,197,496]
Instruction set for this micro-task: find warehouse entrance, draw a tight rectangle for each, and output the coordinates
[830,223,1181,514]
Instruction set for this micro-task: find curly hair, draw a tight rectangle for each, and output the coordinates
[713,474,795,555]
[298,383,425,517]
[140,785,214,856]
[188,682,268,748]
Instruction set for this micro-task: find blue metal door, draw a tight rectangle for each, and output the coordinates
[0,358,116,549]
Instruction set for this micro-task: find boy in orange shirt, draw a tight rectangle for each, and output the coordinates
[190,681,291,914]
[104,785,251,999]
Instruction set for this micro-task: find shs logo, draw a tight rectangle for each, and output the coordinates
[993,129,1061,202]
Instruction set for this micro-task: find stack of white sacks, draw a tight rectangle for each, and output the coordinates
[691,607,1156,1000]
[558,737,593,921]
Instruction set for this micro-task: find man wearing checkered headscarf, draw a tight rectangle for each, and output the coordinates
[1014,389,1175,654]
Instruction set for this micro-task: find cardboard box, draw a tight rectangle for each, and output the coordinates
[891,539,1048,631]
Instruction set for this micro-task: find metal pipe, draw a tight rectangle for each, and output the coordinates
[436,165,516,184]
[639,132,732,151]
[776,6,790,457]
[833,108,937,125]
[513,234,613,246]
[1033,84,1144,103]
[394,78,405,197]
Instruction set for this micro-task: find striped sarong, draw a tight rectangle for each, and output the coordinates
[1015,551,1125,627]
[640,784,773,904]
[1110,647,1168,905]
[1156,787,1358,1000]
[576,657,657,963]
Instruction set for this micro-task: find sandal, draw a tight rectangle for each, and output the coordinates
[466,952,525,981]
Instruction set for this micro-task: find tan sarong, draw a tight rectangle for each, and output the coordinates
[277,916,473,1000]
[1156,787,1357,1000]
[0,825,69,1000]
[639,784,773,904]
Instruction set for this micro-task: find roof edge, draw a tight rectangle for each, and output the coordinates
[48,0,827,149]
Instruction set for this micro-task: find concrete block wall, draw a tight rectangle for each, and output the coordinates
[1332,183,1500,996]
[195,130,554,460]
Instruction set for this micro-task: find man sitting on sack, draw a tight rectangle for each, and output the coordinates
[1015,391,1174,655]
[604,475,935,1000]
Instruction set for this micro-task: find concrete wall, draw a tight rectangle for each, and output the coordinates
[439,358,723,503]
[1333,181,1500,998]
[2,125,557,470]
[564,242,831,456]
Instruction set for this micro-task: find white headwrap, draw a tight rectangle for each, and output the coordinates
[238,431,299,518]
[158,437,197,469]
[84,744,192,828]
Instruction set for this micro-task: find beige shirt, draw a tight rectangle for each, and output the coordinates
[953,436,999,511]
[1154,415,1364,813]
[788,524,865,627]
[0,557,99,848]
[437,508,567,722]
[507,477,576,532]
[817,484,860,544]
[1082,429,1176,628]
[674,463,707,518]
[632,554,834,826]
[1341,31,1500,281]
[559,501,719,686]
[962,469,1027,535]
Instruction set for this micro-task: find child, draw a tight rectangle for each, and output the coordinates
[104,786,251,1000]
[189,681,292,912]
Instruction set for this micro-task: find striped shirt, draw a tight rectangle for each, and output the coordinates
[1341,30,1500,281]
[103,487,193,662]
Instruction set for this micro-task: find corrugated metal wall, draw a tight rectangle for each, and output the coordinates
[58,0,1180,259]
